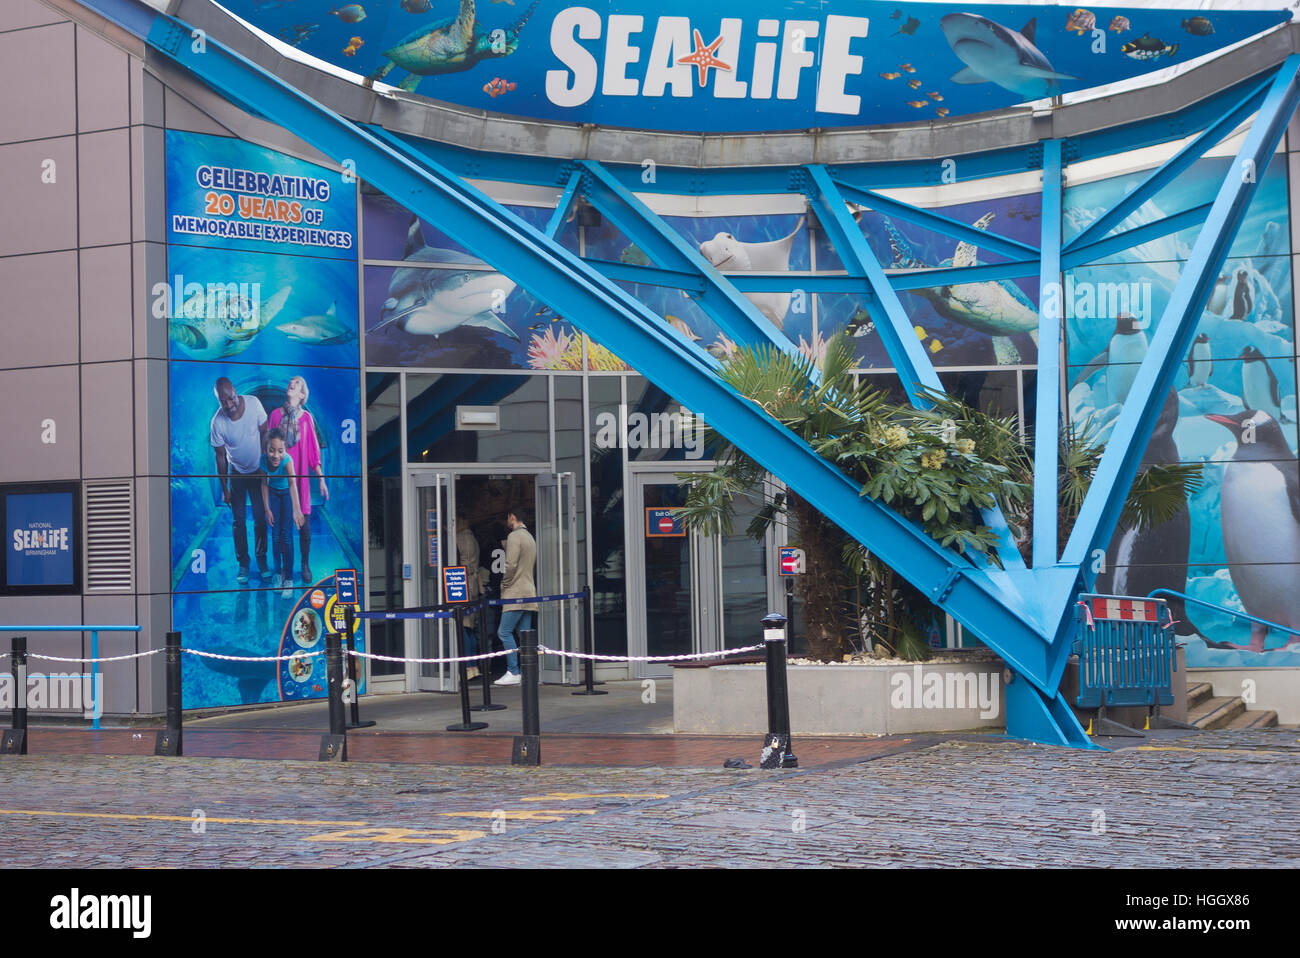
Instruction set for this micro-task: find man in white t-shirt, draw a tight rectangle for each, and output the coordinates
[211,377,268,584]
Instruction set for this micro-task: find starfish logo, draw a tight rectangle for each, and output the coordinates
[676,29,732,87]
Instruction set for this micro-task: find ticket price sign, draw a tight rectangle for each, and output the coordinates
[443,565,469,604]
[778,546,805,576]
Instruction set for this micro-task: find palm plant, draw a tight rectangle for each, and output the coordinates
[678,330,1203,662]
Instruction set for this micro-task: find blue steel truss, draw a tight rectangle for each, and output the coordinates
[76,0,1300,748]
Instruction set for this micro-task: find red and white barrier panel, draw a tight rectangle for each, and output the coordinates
[1089,597,1161,622]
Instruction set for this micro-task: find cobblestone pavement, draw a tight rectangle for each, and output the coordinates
[0,729,1296,867]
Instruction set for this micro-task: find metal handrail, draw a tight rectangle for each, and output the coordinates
[1146,590,1295,638]
[1,625,142,730]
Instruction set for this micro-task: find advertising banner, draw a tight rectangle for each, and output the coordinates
[1,484,80,594]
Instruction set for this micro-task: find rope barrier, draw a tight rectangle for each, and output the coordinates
[9,649,165,664]
[184,649,325,663]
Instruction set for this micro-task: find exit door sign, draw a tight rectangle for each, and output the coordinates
[645,507,685,538]
[779,547,805,575]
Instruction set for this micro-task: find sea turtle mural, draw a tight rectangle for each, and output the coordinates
[363,0,538,92]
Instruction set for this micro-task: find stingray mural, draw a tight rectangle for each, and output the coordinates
[219,1,1291,132]
[1065,154,1300,667]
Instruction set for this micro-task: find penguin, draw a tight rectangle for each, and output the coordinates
[1072,312,1148,405]
[1096,389,1200,637]
[1229,268,1253,320]
[1239,345,1289,423]
[1206,272,1230,317]
[1203,409,1300,651]
[1186,332,1212,388]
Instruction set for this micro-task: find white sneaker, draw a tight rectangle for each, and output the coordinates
[493,672,521,687]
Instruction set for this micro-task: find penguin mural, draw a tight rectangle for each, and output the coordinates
[1206,272,1230,317]
[1239,346,1288,423]
[1203,409,1300,651]
[1096,389,1199,637]
[1073,312,1148,405]
[1186,333,1212,388]
[1229,268,1253,320]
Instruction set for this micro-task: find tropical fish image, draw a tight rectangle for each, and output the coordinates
[907,100,929,108]
[483,76,516,97]
[895,16,920,36]
[879,72,902,80]
[1182,16,1214,36]
[883,212,1039,361]
[907,78,923,89]
[900,63,916,73]
[619,244,651,266]
[1122,33,1180,60]
[935,107,950,117]
[371,218,518,340]
[330,4,366,24]
[278,23,319,47]
[927,91,943,100]
[170,286,292,361]
[890,8,902,19]
[401,0,432,12]
[1065,9,1095,35]
[276,302,356,346]
[342,36,364,56]
[1108,15,1130,33]
[698,219,805,329]
[364,0,539,93]
[942,14,1075,100]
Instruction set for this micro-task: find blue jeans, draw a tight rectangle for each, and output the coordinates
[460,625,479,657]
[267,488,294,580]
[497,610,534,675]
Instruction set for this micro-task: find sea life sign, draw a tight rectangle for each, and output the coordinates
[222,1,1290,131]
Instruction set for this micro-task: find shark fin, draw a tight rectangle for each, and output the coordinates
[403,218,424,260]
[1017,65,1077,81]
[950,67,987,84]
[326,301,337,317]
[464,311,519,340]
[1021,18,1037,45]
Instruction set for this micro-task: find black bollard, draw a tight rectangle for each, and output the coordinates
[572,586,607,696]
[154,631,183,756]
[760,612,797,769]
[343,605,376,729]
[471,598,505,712]
[1,637,28,755]
[319,630,347,762]
[447,608,488,732]
[511,628,541,766]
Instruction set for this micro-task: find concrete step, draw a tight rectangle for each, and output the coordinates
[1186,682,1214,708]
[1190,695,1246,730]
[1223,709,1279,730]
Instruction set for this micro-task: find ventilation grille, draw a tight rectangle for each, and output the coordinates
[84,480,134,592]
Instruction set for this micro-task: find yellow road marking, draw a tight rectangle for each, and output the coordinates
[0,808,369,827]
[435,809,598,823]
[306,827,486,845]
[519,792,668,802]
[1137,746,1298,756]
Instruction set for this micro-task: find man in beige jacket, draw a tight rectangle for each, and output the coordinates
[494,504,537,686]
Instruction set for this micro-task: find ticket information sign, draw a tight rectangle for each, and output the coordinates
[443,565,470,603]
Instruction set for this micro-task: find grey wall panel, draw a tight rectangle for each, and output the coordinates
[81,593,141,715]
[80,244,133,363]
[5,0,67,31]
[133,240,169,359]
[77,128,132,248]
[133,358,169,478]
[0,23,75,144]
[80,360,134,478]
[0,250,79,369]
[163,88,231,137]
[75,24,130,134]
[0,136,77,256]
[0,364,81,481]
[136,592,170,715]
[135,475,171,597]
[137,68,164,130]
[0,596,85,664]
[138,124,165,246]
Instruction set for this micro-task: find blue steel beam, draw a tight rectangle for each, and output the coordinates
[802,165,1030,578]
[1057,56,1300,655]
[575,160,804,363]
[1065,76,1273,253]
[1061,203,1214,270]
[545,170,583,239]
[830,178,1040,262]
[133,8,1080,724]
[1033,140,1063,570]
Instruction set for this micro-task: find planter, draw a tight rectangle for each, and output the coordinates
[672,653,1007,735]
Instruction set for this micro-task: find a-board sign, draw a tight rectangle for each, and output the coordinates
[779,546,805,575]
[334,568,358,605]
[645,507,686,537]
[443,566,470,604]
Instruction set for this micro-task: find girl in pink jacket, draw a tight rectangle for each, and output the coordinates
[268,375,329,585]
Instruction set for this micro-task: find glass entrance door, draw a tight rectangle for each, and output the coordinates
[410,472,453,691]
[536,472,578,684]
